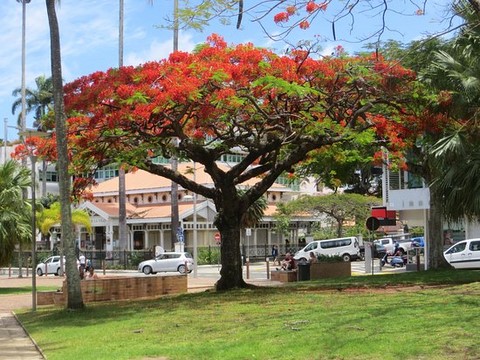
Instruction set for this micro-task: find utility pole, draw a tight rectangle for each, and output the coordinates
[18,0,32,281]
[170,0,180,249]
[118,0,128,256]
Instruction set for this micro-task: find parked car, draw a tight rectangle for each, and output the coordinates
[359,243,387,260]
[443,238,480,269]
[294,237,361,262]
[373,237,413,255]
[36,256,66,276]
[138,252,194,275]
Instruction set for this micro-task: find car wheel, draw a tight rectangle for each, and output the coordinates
[142,266,153,275]
[55,268,61,276]
[342,254,351,262]
[359,252,365,261]
[177,264,187,274]
[37,268,43,276]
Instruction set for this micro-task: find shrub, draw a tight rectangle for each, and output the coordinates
[197,246,220,265]
[316,254,344,263]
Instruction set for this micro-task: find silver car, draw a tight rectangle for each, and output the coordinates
[138,252,194,275]
[36,255,65,276]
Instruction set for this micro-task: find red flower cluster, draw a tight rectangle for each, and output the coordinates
[306,1,327,13]
[274,12,289,23]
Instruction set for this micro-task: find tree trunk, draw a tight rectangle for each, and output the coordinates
[46,0,84,309]
[214,201,247,290]
[428,184,451,269]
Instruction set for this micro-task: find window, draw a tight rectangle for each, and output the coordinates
[446,242,466,254]
[469,241,480,252]
[38,171,58,182]
[304,242,318,251]
[320,239,351,249]
[92,164,119,180]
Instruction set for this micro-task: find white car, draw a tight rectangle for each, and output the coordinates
[444,239,480,269]
[138,252,194,275]
[36,256,66,276]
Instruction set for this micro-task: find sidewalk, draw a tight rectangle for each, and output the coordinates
[0,273,278,360]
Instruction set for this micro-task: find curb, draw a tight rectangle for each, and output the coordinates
[12,311,46,359]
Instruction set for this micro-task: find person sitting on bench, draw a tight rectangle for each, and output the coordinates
[280,252,296,271]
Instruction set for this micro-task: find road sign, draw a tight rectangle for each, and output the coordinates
[245,228,252,236]
[366,216,380,231]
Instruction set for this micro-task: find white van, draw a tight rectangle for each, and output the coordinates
[294,237,360,262]
[443,238,480,269]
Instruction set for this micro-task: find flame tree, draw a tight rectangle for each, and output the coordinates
[28,36,446,290]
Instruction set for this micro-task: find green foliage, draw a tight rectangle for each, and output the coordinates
[37,202,91,235]
[316,254,344,263]
[409,226,424,237]
[239,190,267,228]
[197,246,221,265]
[277,193,381,238]
[0,160,32,267]
[128,251,147,267]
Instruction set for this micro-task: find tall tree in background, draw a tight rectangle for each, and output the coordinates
[426,0,480,224]
[276,194,381,242]
[12,74,54,198]
[12,75,53,131]
[34,38,443,290]
[45,0,83,309]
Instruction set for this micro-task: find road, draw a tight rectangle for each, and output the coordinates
[1,259,405,285]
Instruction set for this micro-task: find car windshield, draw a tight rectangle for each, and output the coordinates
[184,252,193,259]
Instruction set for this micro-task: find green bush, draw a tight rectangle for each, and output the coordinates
[197,247,220,265]
[128,251,146,267]
[316,254,344,263]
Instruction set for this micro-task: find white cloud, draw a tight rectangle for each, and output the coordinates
[125,32,196,66]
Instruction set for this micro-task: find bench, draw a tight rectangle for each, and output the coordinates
[270,270,297,282]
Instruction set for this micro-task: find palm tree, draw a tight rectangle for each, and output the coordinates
[12,75,54,197]
[37,201,91,245]
[432,126,480,222]
[11,75,54,130]
[45,0,84,309]
[38,202,91,235]
[425,1,480,223]
[0,160,32,267]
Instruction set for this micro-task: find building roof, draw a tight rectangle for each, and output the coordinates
[91,162,291,195]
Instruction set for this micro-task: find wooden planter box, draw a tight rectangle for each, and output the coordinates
[270,270,297,282]
[310,262,351,279]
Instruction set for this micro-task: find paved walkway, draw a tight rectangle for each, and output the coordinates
[0,272,277,359]
[0,275,62,360]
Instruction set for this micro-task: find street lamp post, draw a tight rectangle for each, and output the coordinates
[20,129,49,311]
[193,162,198,277]
[29,152,37,311]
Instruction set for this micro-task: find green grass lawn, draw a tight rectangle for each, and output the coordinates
[0,286,60,295]
[17,270,480,360]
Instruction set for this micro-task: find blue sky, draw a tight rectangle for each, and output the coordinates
[0,0,459,142]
